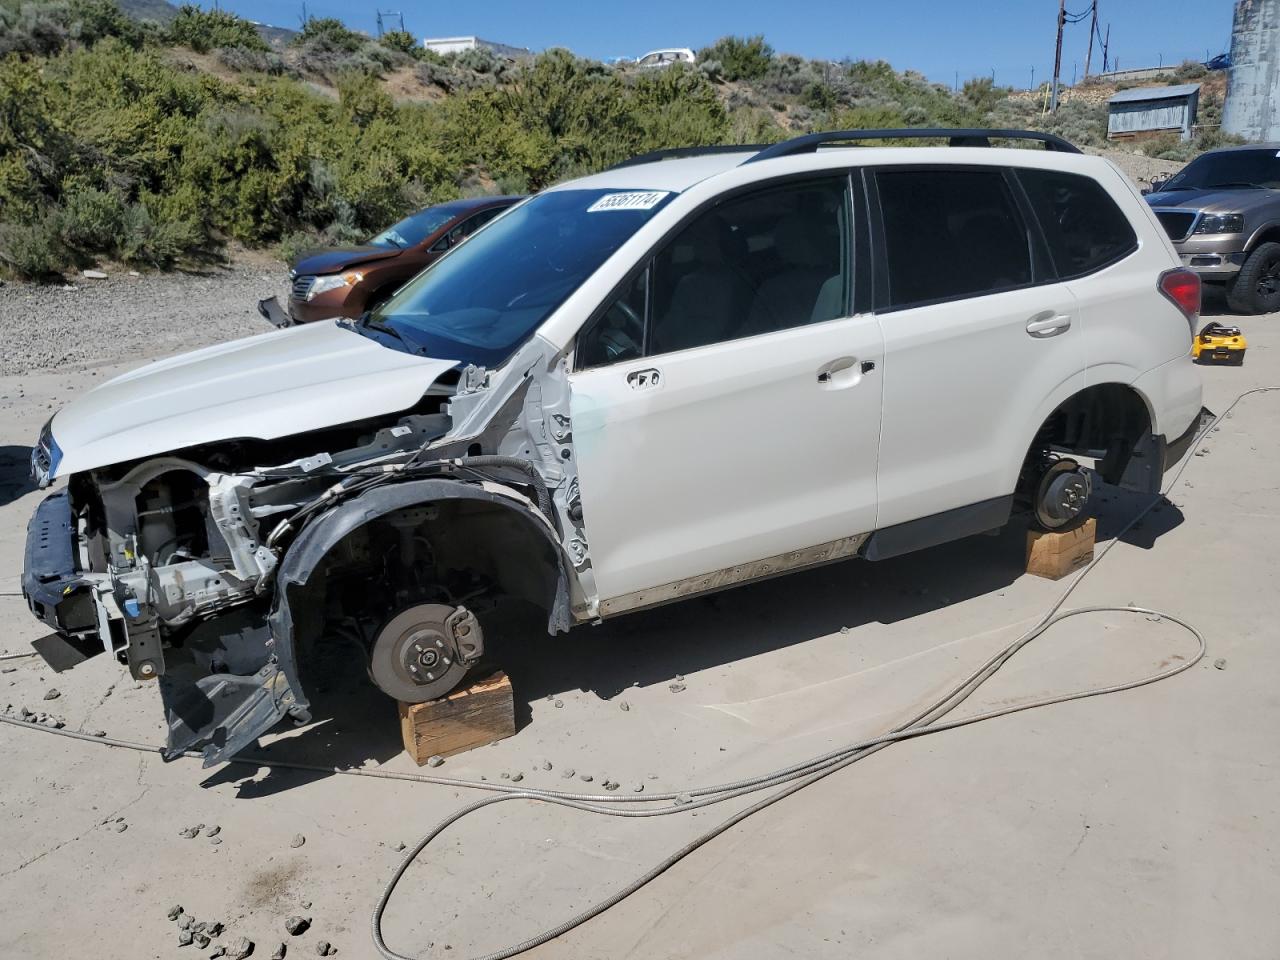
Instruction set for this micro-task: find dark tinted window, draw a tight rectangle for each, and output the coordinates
[646,177,849,355]
[1161,148,1280,191]
[578,267,646,367]
[876,168,1032,308]
[1018,168,1137,278]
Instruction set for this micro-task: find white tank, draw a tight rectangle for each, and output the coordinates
[1223,0,1280,141]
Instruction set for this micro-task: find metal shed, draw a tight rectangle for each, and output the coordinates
[1107,83,1201,141]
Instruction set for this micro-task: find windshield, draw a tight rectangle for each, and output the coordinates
[369,207,459,248]
[1162,149,1280,191]
[367,188,673,366]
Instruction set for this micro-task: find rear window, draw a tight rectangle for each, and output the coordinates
[1017,168,1137,279]
[876,168,1033,309]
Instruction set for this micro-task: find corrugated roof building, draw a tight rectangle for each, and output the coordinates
[1107,83,1201,141]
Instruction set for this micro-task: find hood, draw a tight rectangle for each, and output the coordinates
[292,244,402,275]
[1146,187,1278,214]
[49,321,460,478]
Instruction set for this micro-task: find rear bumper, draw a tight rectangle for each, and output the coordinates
[1163,406,1213,473]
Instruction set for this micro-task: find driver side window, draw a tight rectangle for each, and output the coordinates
[577,267,647,368]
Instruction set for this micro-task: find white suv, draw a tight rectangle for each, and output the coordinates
[23,129,1205,765]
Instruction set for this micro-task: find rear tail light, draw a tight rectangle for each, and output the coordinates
[1158,267,1201,334]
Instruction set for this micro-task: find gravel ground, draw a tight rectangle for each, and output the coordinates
[0,264,284,376]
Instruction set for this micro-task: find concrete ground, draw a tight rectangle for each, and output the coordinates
[0,286,1276,960]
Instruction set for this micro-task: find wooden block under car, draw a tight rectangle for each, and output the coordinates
[1025,517,1096,581]
[398,671,515,765]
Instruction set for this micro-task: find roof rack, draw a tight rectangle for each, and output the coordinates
[744,128,1082,163]
[609,144,768,170]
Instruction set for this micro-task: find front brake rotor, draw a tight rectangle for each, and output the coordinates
[369,603,484,703]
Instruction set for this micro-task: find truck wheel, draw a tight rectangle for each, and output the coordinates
[1227,242,1280,315]
[1032,459,1092,531]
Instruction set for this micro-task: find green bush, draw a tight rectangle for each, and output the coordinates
[166,5,268,54]
[294,17,363,53]
[0,213,66,277]
[698,35,773,82]
[379,30,419,56]
[57,185,126,253]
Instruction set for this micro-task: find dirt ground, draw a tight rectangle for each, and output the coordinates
[0,276,1276,960]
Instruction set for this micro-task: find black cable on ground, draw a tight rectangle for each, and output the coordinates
[0,388,1274,960]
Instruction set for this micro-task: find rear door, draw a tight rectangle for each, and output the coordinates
[569,174,884,610]
[869,165,1086,531]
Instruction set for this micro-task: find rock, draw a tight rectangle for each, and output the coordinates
[82,269,108,279]
[510,772,523,783]
[541,760,552,770]
[128,270,141,277]
[618,701,630,712]
[42,688,60,701]
[315,941,333,956]
[205,824,221,837]
[553,699,563,708]
[210,948,228,959]
[180,826,200,839]
[579,774,593,783]
[604,780,619,792]
[167,904,184,921]
[632,783,644,793]
[179,913,196,930]
[290,833,306,848]
[499,771,510,779]
[114,822,128,833]
[1214,658,1227,670]
[227,936,254,960]
[195,933,211,949]
[393,841,406,852]
[43,717,64,729]
[426,755,444,768]
[668,683,686,694]
[561,768,575,779]
[285,916,311,936]
[674,674,684,682]
[210,836,223,845]
[206,920,225,937]
[89,729,107,738]
[300,902,311,910]
[178,929,195,946]
[840,625,851,634]
[271,944,287,960]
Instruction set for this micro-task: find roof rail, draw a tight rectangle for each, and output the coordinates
[743,128,1082,164]
[609,144,768,170]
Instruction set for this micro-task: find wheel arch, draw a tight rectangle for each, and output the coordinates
[1012,380,1159,495]
[1245,222,1280,252]
[266,478,574,716]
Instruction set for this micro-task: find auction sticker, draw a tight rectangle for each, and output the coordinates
[587,191,669,212]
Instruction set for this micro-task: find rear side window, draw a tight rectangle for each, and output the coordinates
[875,168,1033,309]
[1017,168,1137,278]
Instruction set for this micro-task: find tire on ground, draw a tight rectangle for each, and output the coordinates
[1226,241,1280,315]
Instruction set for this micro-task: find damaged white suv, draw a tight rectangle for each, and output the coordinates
[24,129,1205,765]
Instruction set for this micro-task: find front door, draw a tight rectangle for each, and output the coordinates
[568,175,884,611]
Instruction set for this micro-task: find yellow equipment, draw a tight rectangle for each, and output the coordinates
[1192,322,1247,365]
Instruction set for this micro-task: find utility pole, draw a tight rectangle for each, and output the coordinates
[1051,0,1066,113]
[1084,0,1098,78]
[1031,65,1035,90]
[1102,24,1111,73]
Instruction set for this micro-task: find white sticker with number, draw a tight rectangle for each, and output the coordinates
[587,191,669,213]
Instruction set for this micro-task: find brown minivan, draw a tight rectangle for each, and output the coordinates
[258,195,521,326]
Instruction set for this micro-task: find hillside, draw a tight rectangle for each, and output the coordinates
[0,2,1241,279]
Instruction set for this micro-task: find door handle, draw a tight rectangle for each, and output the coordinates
[1026,311,1072,338]
[627,367,662,390]
[817,356,860,387]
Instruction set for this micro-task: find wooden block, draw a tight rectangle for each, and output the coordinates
[1025,517,1096,580]
[398,671,514,765]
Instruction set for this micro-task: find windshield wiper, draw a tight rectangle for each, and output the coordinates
[1157,185,1197,191]
[357,312,407,344]
[1205,181,1265,189]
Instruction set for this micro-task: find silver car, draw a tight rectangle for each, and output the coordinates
[1146,145,1280,314]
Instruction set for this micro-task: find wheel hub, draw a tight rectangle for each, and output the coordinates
[370,603,485,703]
[1034,460,1092,530]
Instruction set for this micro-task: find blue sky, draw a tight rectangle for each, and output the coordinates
[220,0,1235,88]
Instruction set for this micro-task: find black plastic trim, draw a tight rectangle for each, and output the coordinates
[862,495,1014,562]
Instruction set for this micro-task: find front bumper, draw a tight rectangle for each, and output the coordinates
[22,491,95,637]
[1179,251,1246,279]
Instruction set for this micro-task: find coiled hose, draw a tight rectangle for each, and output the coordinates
[0,388,1273,960]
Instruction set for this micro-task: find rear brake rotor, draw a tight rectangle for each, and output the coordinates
[369,603,484,703]
[1034,459,1092,530]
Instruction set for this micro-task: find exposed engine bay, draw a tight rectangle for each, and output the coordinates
[24,342,588,765]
